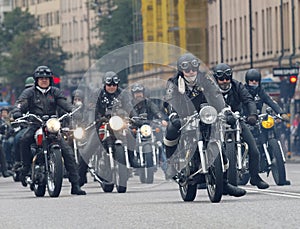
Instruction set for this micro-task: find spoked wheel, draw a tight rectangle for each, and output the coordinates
[47,149,63,197]
[206,154,223,203]
[238,151,250,185]
[179,165,197,202]
[269,139,286,185]
[114,145,128,193]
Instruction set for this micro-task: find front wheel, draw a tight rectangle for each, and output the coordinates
[47,148,63,197]
[268,139,286,185]
[206,154,223,203]
[138,152,155,184]
[225,142,237,186]
[114,145,128,193]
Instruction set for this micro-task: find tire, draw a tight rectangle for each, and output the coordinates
[34,184,46,197]
[47,148,63,197]
[139,152,154,184]
[238,151,250,185]
[98,152,114,192]
[226,142,237,186]
[206,154,223,203]
[179,167,197,201]
[114,145,127,193]
[101,182,114,192]
[268,139,286,185]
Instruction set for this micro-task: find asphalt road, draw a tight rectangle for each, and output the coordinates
[1,163,300,229]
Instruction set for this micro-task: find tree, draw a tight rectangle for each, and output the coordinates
[0,8,69,91]
[92,0,134,58]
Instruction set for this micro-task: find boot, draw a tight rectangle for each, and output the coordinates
[250,174,269,189]
[71,183,86,195]
[20,165,31,187]
[2,170,13,178]
[223,180,246,197]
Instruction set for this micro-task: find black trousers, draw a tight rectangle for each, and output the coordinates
[20,126,80,184]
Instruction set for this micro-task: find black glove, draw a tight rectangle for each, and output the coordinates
[99,116,108,124]
[224,111,236,126]
[247,115,257,126]
[13,111,22,119]
[169,113,181,129]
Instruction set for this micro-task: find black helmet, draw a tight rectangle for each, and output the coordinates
[131,83,145,95]
[213,63,233,81]
[33,66,53,79]
[245,69,261,84]
[1,106,10,113]
[177,53,200,72]
[103,71,120,86]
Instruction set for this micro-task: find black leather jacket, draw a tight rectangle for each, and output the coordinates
[165,72,208,118]
[131,98,165,120]
[95,87,136,121]
[14,86,73,116]
[244,84,284,115]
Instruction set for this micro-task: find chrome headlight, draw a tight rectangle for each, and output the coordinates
[199,106,217,124]
[109,116,124,131]
[74,127,84,140]
[46,118,61,133]
[140,124,152,137]
[261,116,275,129]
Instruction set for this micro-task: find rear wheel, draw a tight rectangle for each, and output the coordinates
[269,139,286,185]
[179,166,197,201]
[47,148,63,198]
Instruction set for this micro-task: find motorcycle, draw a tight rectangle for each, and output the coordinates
[12,106,81,197]
[130,115,162,184]
[219,109,250,186]
[173,105,224,203]
[251,107,288,185]
[95,114,130,193]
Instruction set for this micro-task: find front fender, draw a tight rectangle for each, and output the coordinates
[142,143,153,154]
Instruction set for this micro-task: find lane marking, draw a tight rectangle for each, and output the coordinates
[245,187,300,199]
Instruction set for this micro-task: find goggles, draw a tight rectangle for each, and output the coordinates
[131,85,144,92]
[249,79,259,82]
[179,59,200,72]
[35,68,52,77]
[105,75,120,85]
[215,69,232,81]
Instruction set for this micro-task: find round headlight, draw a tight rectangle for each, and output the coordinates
[109,116,124,131]
[74,127,84,140]
[140,124,152,137]
[199,106,217,124]
[261,116,275,129]
[46,118,61,133]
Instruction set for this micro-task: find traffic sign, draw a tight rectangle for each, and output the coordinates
[273,67,299,76]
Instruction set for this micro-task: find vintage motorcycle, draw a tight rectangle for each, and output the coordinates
[250,107,288,185]
[219,109,250,186]
[95,114,130,193]
[130,115,162,184]
[173,105,224,203]
[13,106,81,197]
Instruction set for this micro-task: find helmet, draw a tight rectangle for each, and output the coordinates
[245,69,261,84]
[71,89,84,102]
[131,83,144,95]
[213,63,233,93]
[1,106,9,112]
[177,53,200,72]
[103,71,120,86]
[33,66,53,79]
[25,76,35,88]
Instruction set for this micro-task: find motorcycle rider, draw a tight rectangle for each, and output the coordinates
[244,69,289,120]
[213,63,269,189]
[129,83,168,170]
[12,76,35,178]
[12,66,86,195]
[78,71,137,186]
[163,53,246,197]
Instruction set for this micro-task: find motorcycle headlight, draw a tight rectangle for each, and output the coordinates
[109,116,124,131]
[199,106,217,124]
[140,124,152,137]
[46,118,61,133]
[74,127,84,140]
[261,116,275,129]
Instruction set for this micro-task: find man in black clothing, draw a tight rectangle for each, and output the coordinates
[213,63,269,189]
[13,66,86,195]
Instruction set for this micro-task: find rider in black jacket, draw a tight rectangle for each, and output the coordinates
[244,68,289,120]
[163,53,246,197]
[213,63,269,189]
[13,66,86,195]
